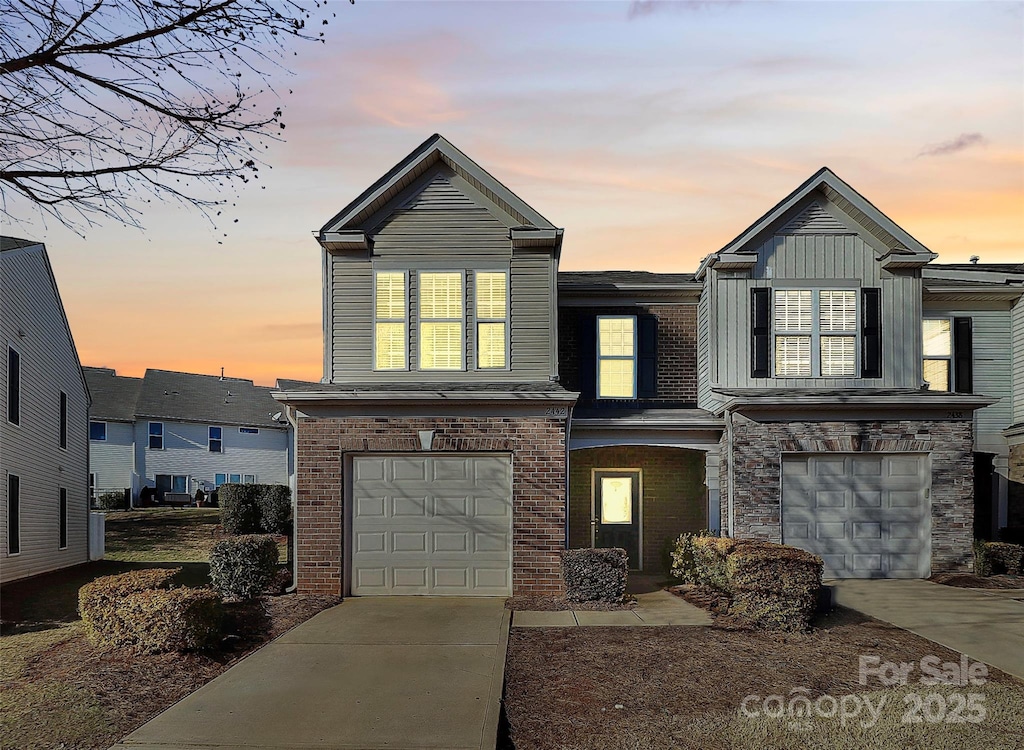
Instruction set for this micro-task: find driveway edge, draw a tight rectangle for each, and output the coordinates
[481,607,511,750]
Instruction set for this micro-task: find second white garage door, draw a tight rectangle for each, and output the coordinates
[781,454,930,579]
[350,454,513,596]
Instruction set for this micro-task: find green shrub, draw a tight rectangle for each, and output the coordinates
[257,484,291,535]
[209,534,280,599]
[726,541,822,596]
[79,568,180,643]
[96,490,126,510]
[561,548,629,603]
[219,484,261,534]
[975,540,1023,576]
[669,529,714,583]
[114,588,223,653]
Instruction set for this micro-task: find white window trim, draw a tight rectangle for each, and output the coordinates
[90,420,107,441]
[474,269,511,371]
[772,288,859,378]
[7,473,20,556]
[208,425,223,453]
[243,474,257,484]
[59,390,68,451]
[372,270,409,372]
[596,315,638,400]
[7,344,20,427]
[58,487,68,550]
[922,316,953,392]
[148,421,164,450]
[418,269,467,372]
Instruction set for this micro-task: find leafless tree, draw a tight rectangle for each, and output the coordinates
[0,0,339,232]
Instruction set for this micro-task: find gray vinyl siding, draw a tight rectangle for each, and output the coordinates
[713,233,922,389]
[1014,297,1024,426]
[328,172,555,383]
[1,246,89,583]
[923,303,1015,455]
[134,420,289,489]
[89,420,135,494]
[696,288,717,410]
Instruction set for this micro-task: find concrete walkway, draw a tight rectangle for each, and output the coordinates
[111,598,510,750]
[832,579,1024,681]
[514,589,711,627]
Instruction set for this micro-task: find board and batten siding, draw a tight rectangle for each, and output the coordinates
[1013,296,1024,426]
[696,288,717,410]
[923,302,1016,456]
[89,420,135,494]
[1,245,89,583]
[134,421,289,489]
[327,171,555,383]
[713,233,923,390]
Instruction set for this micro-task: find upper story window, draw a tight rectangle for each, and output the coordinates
[476,272,508,369]
[374,271,407,371]
[90,421,107,441]
[597,316,637,399]
[773,289,857,377]
[419,272,464,370]
[208,426,223,452]
[7,473,20,555]
[59,487,68,550]
[148,421,164,450]
[921,317,976,393]
[239,427,259,435]
[59,391,68,449]
[7,346,20,425]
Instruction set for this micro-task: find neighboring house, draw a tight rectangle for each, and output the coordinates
[272,135,1023,598]
[1,237,91,584]
[84,367,292,503]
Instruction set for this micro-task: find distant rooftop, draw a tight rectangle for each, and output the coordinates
[558,271,698,289]
[0,236,41,252]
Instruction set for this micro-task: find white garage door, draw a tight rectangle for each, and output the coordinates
[781,454,930,579]
[350,454,513,596]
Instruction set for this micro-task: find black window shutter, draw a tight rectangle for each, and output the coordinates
[750,288,771,378]
[861,288,882,379]
[953,317,973,393]
[578,315,597,400]
[638,314,658,399]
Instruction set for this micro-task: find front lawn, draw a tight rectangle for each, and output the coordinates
[503,608,1024,750]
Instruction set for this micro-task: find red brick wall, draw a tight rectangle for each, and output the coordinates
[558,304,698,405]
[568,446,707,572]
[295,416,568,596]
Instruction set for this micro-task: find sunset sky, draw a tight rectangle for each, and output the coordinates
[6,1,1023,386]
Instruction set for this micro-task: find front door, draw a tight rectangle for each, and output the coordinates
[593,470,641,569]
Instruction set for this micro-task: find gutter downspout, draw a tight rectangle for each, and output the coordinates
[564,404,574,550]
[725,409,735,538]
[284,404,300,594]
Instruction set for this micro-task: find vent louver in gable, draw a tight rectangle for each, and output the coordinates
[780,202,852,234]
[401,174,477,210]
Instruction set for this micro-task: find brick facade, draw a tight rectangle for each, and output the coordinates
[295,415,568,596]
[718,416,975,573]
[1009,442,1024,528]
[568,446,707,572]
[558,304,698,406]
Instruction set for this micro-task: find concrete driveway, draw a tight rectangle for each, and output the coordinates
[111,597,510,750]
[832,579,1024,681]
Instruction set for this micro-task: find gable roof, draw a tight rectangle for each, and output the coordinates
[84,367,142,422]
[558,271,699,290]
[318,133,558,243]
[134,369,286,429]
[700,167,937,276]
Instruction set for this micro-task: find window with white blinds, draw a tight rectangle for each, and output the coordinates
[597,316,637,398]
[374,272,407,370]
[476,272,507,369]
[419,272,464,370]
[773,288,858,377]
[922,318,952,391]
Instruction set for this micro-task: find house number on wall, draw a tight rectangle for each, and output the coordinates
[545,407,569,418]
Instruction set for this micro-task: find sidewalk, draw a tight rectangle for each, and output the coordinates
[513,589,711,627]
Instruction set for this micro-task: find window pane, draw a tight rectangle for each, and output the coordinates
[209,426,222,439]
[149,422,162,436]
[819,290,857,332]
[243,474,256,484]
[923,319,952,356]
[59,489,67,549]
[229,473,242,483]
[375,322,406,370]
[774,290,812,331]
[8,475,20,554]
[476,272,507,319]
[923,359,951,391]
[600,477,633,524]
[7,347,20,425]
[215,474,226,486]
[375,272,406,319]
[821,336,856,376]
[477,322,507,369]
[599,359,636,398]
[172,476,188,493]
[420,322,463,370]
[598,318,635,356]
[419,273,462,319]
[90,422,106,441]
[775,336,811,376]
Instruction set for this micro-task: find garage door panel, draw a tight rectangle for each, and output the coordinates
[351,455,513,596]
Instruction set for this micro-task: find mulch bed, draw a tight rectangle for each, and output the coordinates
[505,595,637,611]
[929,572,1024,589]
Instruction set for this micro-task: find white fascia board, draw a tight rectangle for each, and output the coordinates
[718,394,998,412]
[271,389,580,403]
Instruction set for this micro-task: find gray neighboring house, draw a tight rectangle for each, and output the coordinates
[274,136,1023,598]
[84,367,292,503]
[2,237,91,584]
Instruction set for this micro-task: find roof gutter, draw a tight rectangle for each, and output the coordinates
[271,389,580,404]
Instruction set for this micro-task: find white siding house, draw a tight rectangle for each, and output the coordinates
[1,237,91,584]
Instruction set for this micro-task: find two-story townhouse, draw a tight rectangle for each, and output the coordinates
[275,136,1022,598]
[1,237,91,583]
[84,367,292,503]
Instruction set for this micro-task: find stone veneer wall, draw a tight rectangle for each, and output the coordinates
[568,446,707,572]
[718,416,975,573]
[1009,443,1024,528]
[295,416,567,596]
